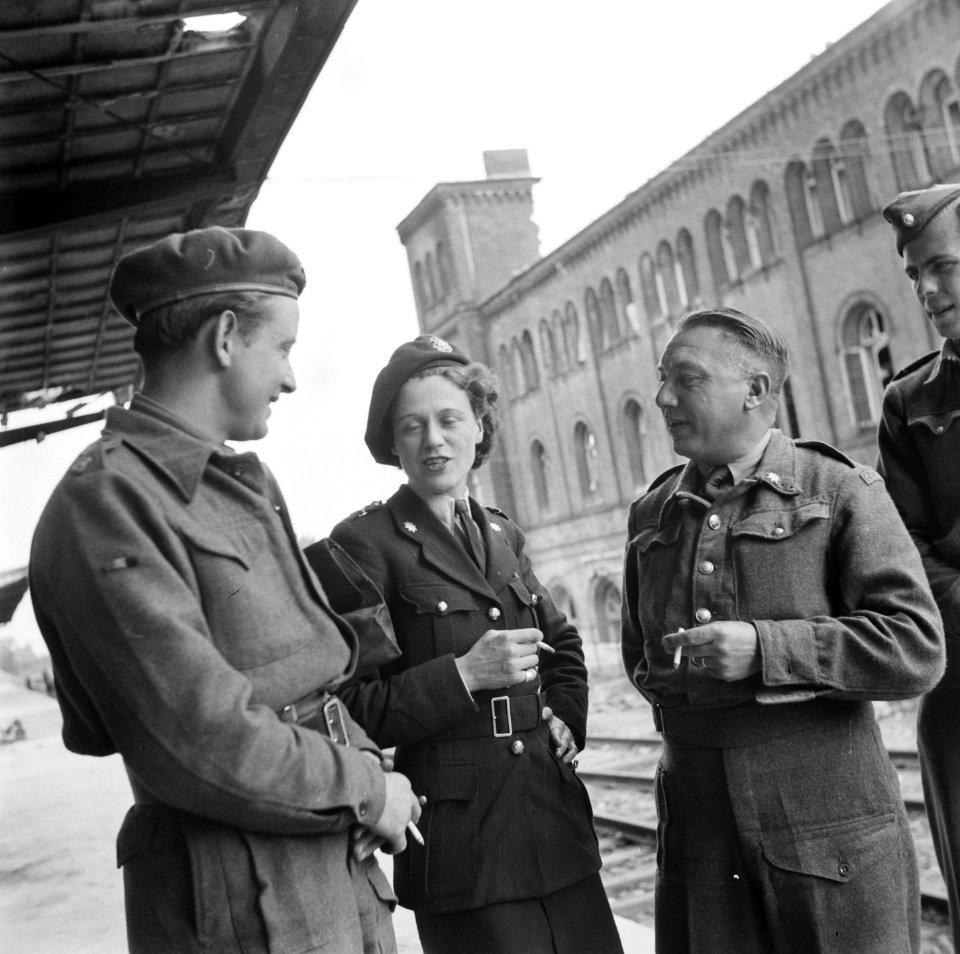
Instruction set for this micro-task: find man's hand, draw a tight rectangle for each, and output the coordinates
[542,705,578,763]
[455,628,542,692]
[663,621,761,681]
[351,770,421,861]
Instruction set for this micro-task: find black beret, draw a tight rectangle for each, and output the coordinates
[882,184,960,255]
[109,226,306,326]
[365,335,470,466]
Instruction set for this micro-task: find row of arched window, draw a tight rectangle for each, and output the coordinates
[516,296,894,520]
[550,577,622,646]
[412,242,450,313]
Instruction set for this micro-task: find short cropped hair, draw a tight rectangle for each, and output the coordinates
[404,362,501,469]
[133,291,273,364]
[675,306,789,396]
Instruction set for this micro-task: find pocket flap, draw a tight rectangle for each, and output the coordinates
[398,583,478,615]
[179,519,265,569]
[733,501,830,540]
[761,812,898,883]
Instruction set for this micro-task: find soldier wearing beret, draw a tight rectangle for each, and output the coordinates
[879,182,960,948]
[29,226,421,954]
[307,336,623,954]
[621,307,943,953]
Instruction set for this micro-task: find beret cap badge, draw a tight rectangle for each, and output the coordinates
[882,183,960,255]
[429,335,453,353]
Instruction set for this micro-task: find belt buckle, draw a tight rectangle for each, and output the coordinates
[491,696,513,738]
[323,698,350,746]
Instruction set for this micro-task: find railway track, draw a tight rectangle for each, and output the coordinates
[584,736,953,949]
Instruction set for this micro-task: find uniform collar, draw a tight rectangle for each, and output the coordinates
[923,338,960,385]
[106,394,253,502]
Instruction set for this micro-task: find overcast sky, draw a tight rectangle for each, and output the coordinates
[1,0,892,649]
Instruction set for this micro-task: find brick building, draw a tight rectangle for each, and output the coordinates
[396,0,960,653]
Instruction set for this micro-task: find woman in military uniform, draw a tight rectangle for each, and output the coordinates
[310,336,622,954]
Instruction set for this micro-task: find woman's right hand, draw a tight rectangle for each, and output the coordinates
[455,627,542,692]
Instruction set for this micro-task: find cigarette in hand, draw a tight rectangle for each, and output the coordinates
[536,640,556,654]
[672,627,685,668]
[407,820,424,846]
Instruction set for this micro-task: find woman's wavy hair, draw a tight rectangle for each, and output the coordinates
[404,362,501,469]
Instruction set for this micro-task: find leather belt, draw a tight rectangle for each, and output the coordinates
[278,690,350,745]
[652,697,870,748]
[443,691,544,740]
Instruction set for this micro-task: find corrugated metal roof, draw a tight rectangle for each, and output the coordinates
[0,0,356,436]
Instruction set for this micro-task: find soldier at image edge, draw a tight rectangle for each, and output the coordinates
[879,181,960,952]
[28,226,421,954]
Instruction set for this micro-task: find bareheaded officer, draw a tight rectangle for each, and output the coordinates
[879,182,960,950]
[29,226,420,954]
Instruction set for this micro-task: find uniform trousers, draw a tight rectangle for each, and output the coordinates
[413,872,623,954]
[918,679,960,950]
[654,701,919,954]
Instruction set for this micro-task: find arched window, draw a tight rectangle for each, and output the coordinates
[520,330,539,389]
[498,343,517,398]
[748,181,776,266]
[574,421,602,500]
[785,161,824,246]
[812,138,852,233]
[885,91,931,191]
[551,309,570,372]
[676,229,700,305]
[920,69,960,178]
[563,301,586,365]
[510,338,528,396]
[616,267,641,335]
[841,302,894,428]
[622,398,648,490]
[705,209,729,289]
[550,585,577,625]
[839,121,874,220]
[657,241,681,315]
[638,253,662,321]
[726,196,753,275]
[539,319,559,378]
[594,578,622,644]
[530,440,550,512]
[599,277,621,346]
[585,287,606,352]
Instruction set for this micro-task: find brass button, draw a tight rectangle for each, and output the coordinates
[436,600,448,613]
[358,802,367,818]
[708,514,721,529]
[838,862,850,877]
[232,464,244,478]
[510,740,525,756]
[936,425,945,434]
[530,594,538,605]
[772,526,784,536]
[488,607,501,621]
[418,795,428,806]
[695,608,712,623]
[698,561,715,575]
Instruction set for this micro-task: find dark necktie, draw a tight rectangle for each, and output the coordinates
[702,465,733,501]
[454,498,485,570]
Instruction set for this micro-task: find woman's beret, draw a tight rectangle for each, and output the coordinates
[109,226,306,325]
[364,335,470,466]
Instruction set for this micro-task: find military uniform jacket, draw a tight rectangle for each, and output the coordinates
[325,485,601,913]
[622,429,944,713]
[29,398,393,954]
[879,344,960,671]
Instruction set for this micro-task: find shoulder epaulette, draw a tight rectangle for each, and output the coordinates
[484,504,512,521]
[348,500,383,519]
[794,439,856,467]
[890,350,938,383]
[67,441,107,476]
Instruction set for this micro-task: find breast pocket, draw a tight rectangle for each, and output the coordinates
[398,582,482,660]
[731,502,831,617]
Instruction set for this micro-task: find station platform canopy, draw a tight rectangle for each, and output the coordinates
[0,0,356,447]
